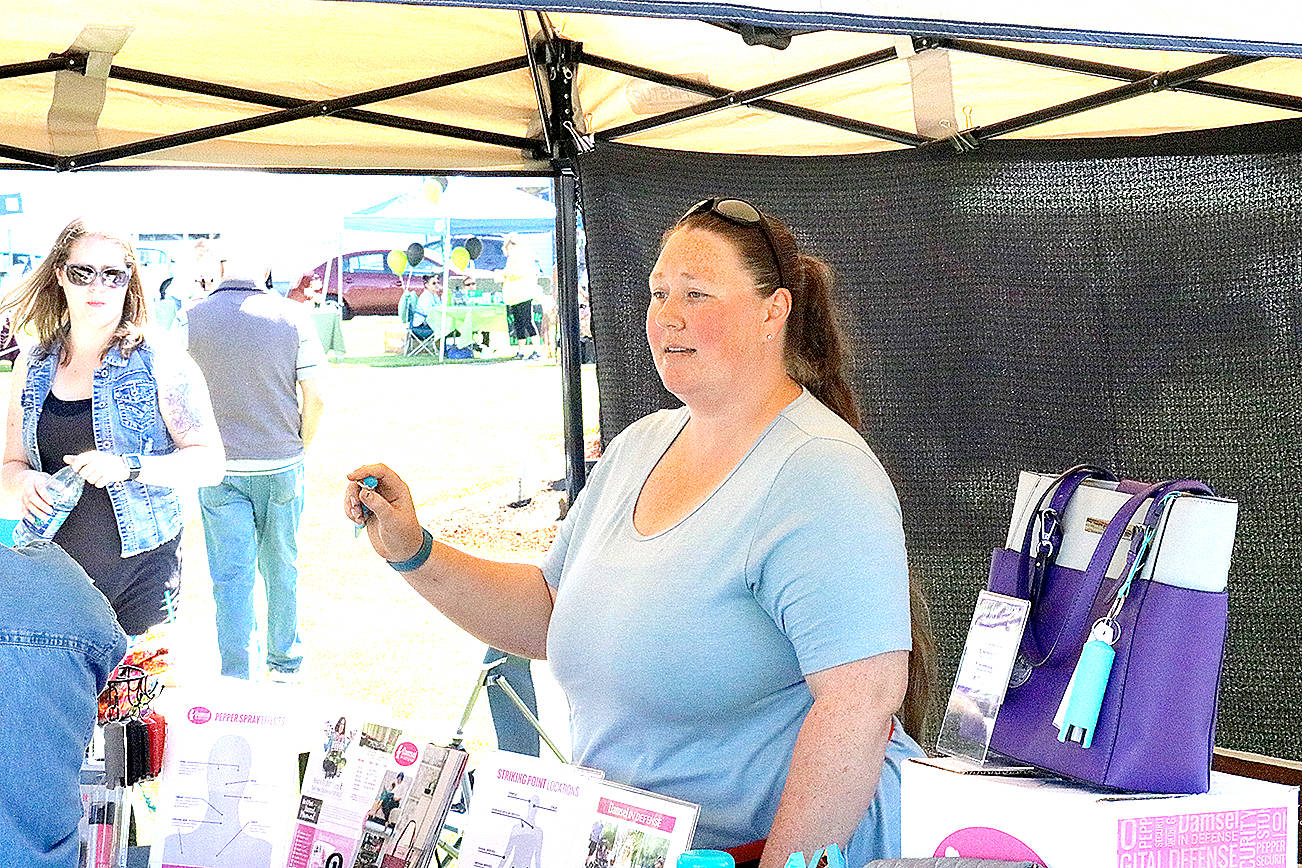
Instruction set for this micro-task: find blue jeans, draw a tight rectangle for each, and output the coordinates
[198,466,305,678]
[0,542,127,867]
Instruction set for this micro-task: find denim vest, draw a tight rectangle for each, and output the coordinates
[20,336,183,557]
[0,542,127,867]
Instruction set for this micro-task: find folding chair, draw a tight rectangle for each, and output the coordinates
[404,323,440,357]
[435,656,566,868]
[400,290,441,357]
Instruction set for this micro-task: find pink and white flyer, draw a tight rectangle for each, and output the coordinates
[151,683,301,868]
[457,750,606,868]
[586,781,700,868]
[285,717,437,868]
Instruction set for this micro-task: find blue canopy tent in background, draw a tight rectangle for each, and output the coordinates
[344,177,555,237]
[344,177,556,271]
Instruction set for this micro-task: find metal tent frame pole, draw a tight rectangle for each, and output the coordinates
[528,13,584,503]
[582,51,929,147]
[0,54,544,171]
[524,14,588,500]
[554,169,585,499]
[108,62,540,152]
[971,55,1260,141]
[597,46,901,141]
[0,37,1293,173]
[937,39,1302,115]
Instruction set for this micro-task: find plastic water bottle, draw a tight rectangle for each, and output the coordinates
[18,466,85,541]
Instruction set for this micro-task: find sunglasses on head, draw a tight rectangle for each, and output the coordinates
[681,197,789,290]
[63,262,133,290]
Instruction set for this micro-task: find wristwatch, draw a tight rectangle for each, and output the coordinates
[123,454,143,482]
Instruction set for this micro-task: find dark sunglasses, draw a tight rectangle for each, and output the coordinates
[63,262,133,290]
[681,197,789,289]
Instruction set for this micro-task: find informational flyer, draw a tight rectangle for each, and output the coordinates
[151,682,301,868]
[285,716,466,868]
[586,780,699,868]
[936,590,1032,764]
[348,744,467,868]
[456,750,605,868]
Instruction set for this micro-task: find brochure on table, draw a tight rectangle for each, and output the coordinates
[147,682,698,868]
[149,680,466,868]
[589,779,700,868]
[151,682,302,868]
[288,716,467,868]
[458,750,700,868]
[902,756,1298,867]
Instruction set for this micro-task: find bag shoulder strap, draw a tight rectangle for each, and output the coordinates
[1015,465,1116,604]
[1035,478,1214,667]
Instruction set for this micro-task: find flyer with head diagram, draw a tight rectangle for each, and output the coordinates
[151,682,301,868]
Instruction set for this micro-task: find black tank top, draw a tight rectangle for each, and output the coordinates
[36,392,181,634]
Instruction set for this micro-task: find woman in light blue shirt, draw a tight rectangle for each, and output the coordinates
[348,198,934,867]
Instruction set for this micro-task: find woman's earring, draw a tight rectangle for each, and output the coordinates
[765,334,774,341]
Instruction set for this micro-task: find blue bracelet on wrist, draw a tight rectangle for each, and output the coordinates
[388,528,434,572]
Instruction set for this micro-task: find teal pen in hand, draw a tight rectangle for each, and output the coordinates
[354,475,378,538]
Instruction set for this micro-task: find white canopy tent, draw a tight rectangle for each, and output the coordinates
[1,0,1299,489]
[1,0,1300,498]
[0,1,1299,173]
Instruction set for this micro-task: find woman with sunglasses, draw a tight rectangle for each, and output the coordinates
[346,198,931,865]
[1,217,225,635]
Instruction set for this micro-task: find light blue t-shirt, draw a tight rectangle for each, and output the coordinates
[544,390,922,865]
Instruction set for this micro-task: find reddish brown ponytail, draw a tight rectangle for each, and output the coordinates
[782,253,861,430]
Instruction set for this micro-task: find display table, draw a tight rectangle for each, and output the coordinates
[422,302,508,339]
[310,306,346,355]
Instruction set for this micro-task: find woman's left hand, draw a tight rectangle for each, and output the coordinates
[64,450,130,488]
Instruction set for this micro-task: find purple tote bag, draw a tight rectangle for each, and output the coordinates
[986,467,1230,794]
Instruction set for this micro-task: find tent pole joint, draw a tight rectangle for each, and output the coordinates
[50,50,89,75]
[535,35,584,165]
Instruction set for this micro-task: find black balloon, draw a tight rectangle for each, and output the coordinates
[405,242,425,267]
[465,236,483,260]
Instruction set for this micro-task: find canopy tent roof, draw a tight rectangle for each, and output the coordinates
[345,177,556,236]
[0,2,1299,172]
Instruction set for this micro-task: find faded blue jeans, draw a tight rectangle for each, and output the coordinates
[0,542,127,867]
[198,465,305,678]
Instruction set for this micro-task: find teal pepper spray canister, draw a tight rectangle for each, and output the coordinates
[678,850,736,868]
[1057,620,1118,748]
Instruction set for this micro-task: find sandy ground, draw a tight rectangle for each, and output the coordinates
[2,315,600,757]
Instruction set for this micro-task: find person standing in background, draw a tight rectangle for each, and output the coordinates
[186,240,326,680]
[0,217,225,635]
[501,235,539,359]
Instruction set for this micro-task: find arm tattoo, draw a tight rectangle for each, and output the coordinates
[161,380,209,436]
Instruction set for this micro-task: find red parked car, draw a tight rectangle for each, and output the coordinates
[288,237,508,319]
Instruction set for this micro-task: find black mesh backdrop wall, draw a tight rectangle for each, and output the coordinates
[576,123,1302,761]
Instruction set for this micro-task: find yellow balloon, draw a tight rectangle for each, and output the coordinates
[423,180,443,205]
[450,246,471,271]
[387,250,407,275]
